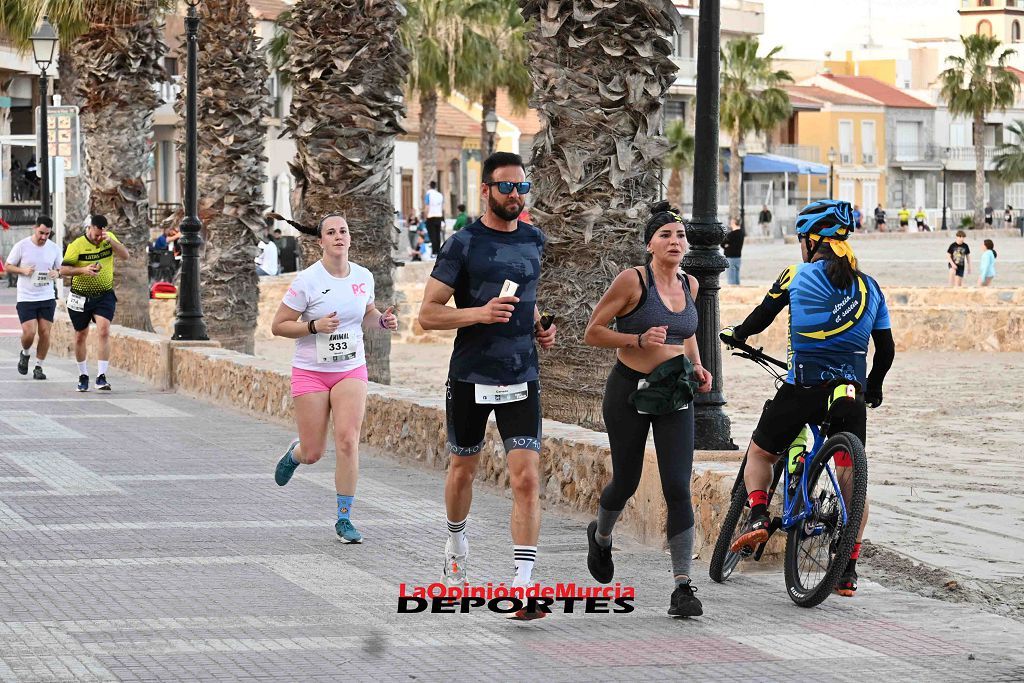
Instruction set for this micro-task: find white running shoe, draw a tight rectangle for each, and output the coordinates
[443,537,468,586]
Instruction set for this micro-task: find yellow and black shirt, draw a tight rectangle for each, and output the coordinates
[62,233,120,296]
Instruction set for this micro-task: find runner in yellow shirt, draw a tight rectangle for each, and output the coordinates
[59,215,129,392]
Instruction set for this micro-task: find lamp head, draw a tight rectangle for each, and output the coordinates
[31,16,59,71]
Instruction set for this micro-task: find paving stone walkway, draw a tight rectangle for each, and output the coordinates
[1,339,1023,682]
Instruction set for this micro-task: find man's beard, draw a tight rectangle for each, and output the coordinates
[489,194,523,221]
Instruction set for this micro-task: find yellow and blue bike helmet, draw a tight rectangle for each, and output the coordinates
[795,200,855,240]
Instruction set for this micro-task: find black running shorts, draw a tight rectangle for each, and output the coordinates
[752,382,867,456]
[445,379,542,456]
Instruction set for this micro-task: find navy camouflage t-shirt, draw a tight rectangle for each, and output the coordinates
[429,219,546,385]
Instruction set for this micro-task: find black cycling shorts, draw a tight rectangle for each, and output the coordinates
[445,379,542,456]
[752,382,867,455]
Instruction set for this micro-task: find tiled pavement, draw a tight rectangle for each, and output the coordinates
[1,339,1023,682]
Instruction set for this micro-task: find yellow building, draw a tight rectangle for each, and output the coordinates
[780,85,887,212]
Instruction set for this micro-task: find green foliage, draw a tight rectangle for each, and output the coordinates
[939,34,1019,122]
[720,37,793,139]
[960,215,974,229]
[664,119,694,172]
[995,119,1024,182]
[0,0,172,49]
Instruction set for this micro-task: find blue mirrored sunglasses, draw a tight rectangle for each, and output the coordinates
[487,181,531,195]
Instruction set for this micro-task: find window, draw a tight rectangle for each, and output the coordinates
[839,180,856,204]
[664,99,686,122]
[1014,21,1021,43]
[952,182,967,210]
[861,121,876,165]
[862,181,878,211]
[950,120,969,148]
[896,121,921,161]
[979,0,992,6]
[985,181,990,205]
[838,120,854,163]
[1005,124,1020,146]
[977,20,993,37]
[1006,181,1024,208]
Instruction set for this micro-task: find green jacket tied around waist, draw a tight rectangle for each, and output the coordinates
[627,355,697,415]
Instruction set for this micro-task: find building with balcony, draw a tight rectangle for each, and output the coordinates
[1,38,48,208]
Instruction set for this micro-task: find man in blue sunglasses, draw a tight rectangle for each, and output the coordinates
[419,152,557,618]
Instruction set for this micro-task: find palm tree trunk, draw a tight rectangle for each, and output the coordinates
[521,0,680,429]
[176,0,268,354]
[729,127,741,224]
[479,87,497,163]
[281,0,409,383]
[58,47,90,242]
[668,167,683,207]
[420,89,439,199]
[974,110,985,229]
[72,0,166,333]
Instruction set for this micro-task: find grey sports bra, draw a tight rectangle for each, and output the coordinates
[615,264,698,345]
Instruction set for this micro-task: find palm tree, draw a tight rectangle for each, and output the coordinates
[995,120,1024,182]
[664,119,694,208]
[58,46,90,241]
[173,0,268,354]
[519,0,681,429]
[720,37,791,224]
[940,34,1020,229]
[71,0,166,332]
[278,0,408,383]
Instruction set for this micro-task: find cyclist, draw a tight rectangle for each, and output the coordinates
[723,199,894,597]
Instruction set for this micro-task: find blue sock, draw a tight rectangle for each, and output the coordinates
[337,495,354,521]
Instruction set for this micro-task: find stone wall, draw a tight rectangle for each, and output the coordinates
[46,315,763,562]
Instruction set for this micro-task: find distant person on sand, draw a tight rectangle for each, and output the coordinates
[947,230,971,287]
[722,217,745,285]
[978,239,997,287]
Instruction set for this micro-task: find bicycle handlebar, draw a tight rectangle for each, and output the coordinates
[720,332,788,371]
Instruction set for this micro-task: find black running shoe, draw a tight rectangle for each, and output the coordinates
[668,581,703,617]
[835,569,858,597]
[96,374,111,391]
[586,520,614,584]
[32,366,46,380]
[17,352,29,375]
[77,374,89,392]
[730,511,771,553]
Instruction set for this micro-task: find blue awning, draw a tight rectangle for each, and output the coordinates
[725,153,829,175]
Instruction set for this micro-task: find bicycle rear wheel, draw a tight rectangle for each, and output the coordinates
[783,432,867,608]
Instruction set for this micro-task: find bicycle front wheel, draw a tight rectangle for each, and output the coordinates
[783,432,867,608]
[709,483,750,583]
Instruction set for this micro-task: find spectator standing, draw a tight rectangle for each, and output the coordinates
[256,235,280,277]
[897,205,910,231]
[757,205,772,238]
[424,181,445,254]
[274,228,299,274]
[1004,206,1013,230]
[914,207,927,232]
[984,203,994,227]
[852,204,862,230]
[453,204,469,232]
[978,239,997,286]
[947,230,971,287]
[874,204,886,232]
[722,217,745,285]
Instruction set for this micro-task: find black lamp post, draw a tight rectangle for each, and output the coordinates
[941,146,950,231]
[483,109,498,159]
[172,0,209,341]
[827,146,837,200]
[681,0,734,450]
[31,16,58,217]
[738,146,746,229]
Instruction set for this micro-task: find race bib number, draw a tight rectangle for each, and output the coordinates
[315,331,357,364]
[32,270,51,287]
[475,382,529,404]
[67,292,86,312]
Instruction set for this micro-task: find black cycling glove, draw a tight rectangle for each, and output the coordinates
[865,385,883,408]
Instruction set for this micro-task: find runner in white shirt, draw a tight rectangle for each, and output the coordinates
[269,213,398,543]
[424,181,445,256]
[3,217,61,379]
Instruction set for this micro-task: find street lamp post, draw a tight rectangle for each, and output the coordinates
[827,146,837,200]
[31,16,59,217]
[680,0,734,450]
[172,0,209,341]
[483,109,498,159]
[941,146,950,231]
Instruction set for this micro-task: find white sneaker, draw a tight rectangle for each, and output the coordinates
[443,537,468,586]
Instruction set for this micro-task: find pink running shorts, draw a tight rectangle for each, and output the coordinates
[291,365,369,397]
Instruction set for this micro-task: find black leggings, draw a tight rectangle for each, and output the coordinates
[599,361,695,538]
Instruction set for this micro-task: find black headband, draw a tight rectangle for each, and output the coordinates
[644,209,685,244]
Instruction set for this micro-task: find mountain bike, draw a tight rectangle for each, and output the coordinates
[709,334,868,608]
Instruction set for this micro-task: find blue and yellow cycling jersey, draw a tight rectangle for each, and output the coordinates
[741,261,891,386]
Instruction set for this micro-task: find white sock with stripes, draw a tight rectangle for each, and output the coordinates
[514,545,537,585]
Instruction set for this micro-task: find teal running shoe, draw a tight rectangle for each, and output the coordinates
[335,518,363,543]
[274,439,300,486]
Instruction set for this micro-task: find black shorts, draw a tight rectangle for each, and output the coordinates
[16,299,56,323]
[949,263,965,278]
[68,290,117,332]
[752,382,867,455]
[445,379,542,456]
[899,219,909,227]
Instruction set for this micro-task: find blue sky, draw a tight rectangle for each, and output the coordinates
[762,0,961,59]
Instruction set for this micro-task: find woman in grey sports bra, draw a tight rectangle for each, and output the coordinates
[581,201,712,617]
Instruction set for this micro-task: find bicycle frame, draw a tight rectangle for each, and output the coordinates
[777,424,849,533]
